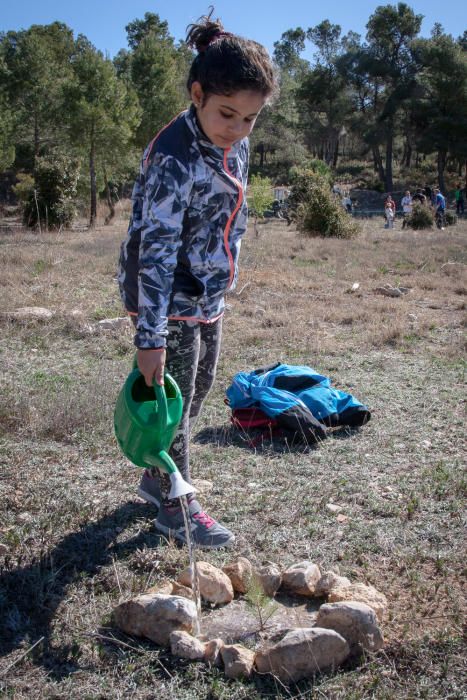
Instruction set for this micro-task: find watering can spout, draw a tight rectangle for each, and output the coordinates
[147,449,196,500]
[168,471,195,500]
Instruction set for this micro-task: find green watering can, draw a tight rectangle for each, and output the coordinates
[114,367,194,500]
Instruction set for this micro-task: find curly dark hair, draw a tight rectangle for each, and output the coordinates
[185,8,277,101]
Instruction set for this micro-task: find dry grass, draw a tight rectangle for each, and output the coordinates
[0,212,466,698]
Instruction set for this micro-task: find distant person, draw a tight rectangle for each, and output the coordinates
[454,184,465,215]
[433,188,446,230]
[401,190,413,229]
[412,188,427,205]
[342,193,352,214]
[384,194,396,229]
[424,185,433,204]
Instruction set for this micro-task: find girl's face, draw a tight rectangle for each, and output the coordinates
[191,81,266,149]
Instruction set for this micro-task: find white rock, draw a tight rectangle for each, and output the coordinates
[281,561,321,597]
[222,557,253,594]
[221,644,256,679]
[255,628,350,683]
[179,561,234,605]
[316,601,384,654]
[113,593,197,645]
[328,583,387,621]
[314,571,351,597]
[169,630,205,660]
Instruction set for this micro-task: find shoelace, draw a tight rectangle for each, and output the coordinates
[193,511,215,529]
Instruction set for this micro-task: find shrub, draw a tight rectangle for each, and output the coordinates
[247,174,274,219]
[288,169,360,239]
[406,203,434,230]
[445,211,457,226]
[12,173,35,206]
[24,154,80,230]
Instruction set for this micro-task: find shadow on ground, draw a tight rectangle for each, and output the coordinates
[0,501,162,678]
[193,424,360,452]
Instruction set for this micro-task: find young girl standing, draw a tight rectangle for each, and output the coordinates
[118,13,277,548]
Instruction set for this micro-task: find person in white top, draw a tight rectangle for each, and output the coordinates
[401,190,412,229]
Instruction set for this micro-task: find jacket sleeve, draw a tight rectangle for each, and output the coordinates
[135,153,192,349]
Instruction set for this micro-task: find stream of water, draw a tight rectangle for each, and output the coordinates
[179,495,202,637]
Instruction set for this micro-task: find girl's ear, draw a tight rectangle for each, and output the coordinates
[191,81,204,108]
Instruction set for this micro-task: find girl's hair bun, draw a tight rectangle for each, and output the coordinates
[185,8,278,100]
[186,8,225,54]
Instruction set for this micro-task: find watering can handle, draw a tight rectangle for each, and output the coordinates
[153,380,169,431]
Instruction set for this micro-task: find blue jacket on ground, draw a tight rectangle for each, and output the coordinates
[226,363,371,442]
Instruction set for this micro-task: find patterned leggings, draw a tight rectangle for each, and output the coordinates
[133,317,223,496]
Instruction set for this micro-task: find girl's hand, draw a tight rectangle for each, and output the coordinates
[137,348,166,387]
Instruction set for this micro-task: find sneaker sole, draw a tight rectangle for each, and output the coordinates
[154,521,235,549]
[137,487,161,508]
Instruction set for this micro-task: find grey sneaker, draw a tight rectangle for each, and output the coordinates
[137,469,162,508]
[155,498,235,549]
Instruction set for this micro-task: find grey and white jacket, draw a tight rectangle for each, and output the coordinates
[118,104,249,349]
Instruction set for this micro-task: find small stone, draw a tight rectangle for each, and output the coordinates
[178,561,234,605]
[336,514,349,523]
[326,503,343,513]
[281,561,321,597]
[7,306,54,320]
[204,638,225,666]
[191,479,214,495]
[113,593,197,646]
[255,627,349,683]
[375,285,402,298]
[96,317,130,331]
[316,601,384,655]
[328,583,387,622]
[169,630,205,660]
[256,563,282,597]
[221,644,255,679]
[146,581,173,595]
[171,581,195,600]
[222,557,253,594]
[314,571,351,597]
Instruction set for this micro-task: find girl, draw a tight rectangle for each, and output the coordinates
[118,13,277,549]
[384,194,396,229]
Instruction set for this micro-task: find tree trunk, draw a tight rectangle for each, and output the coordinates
[89,127,97,228]
[34,111,40,165]
[332,138,339,168]
[405,143,412,168]
[372,145,385,183]
[103,167,115,225]
[437,149,447,194]
[385,123,394,192]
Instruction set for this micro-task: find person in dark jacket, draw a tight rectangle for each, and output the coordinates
[118,11,277,548]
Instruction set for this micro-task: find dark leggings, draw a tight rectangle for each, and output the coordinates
[133,317,222,496]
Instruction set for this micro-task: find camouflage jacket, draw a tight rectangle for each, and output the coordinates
[118,105,249,349]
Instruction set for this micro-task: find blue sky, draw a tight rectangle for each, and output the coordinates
[2,1,465,61]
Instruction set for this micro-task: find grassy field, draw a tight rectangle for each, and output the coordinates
[0,212,465,699]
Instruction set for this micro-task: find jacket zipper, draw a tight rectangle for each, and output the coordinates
[222,147,244,288]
